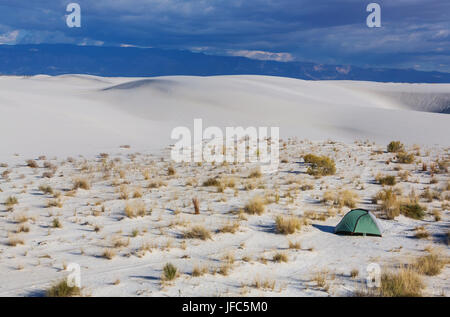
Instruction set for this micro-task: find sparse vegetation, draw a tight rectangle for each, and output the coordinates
[244,196,266,215]
[275,215,301,234]
[304,154,336,176]
[162,263,178,281]
[46,279,80,297]
[184,225,212,240]
[387,141,404,153]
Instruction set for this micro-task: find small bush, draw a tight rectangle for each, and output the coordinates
[202,177,220,187]
[273,252,288,263]
[5,196,18,207]
[248,168,262,178]
[192,197,200,214]
[167,166,176,176]
[26,160,38,168]
[350,269,359,278]
[46,279,80,297]
[400,203,425,220]
[376,175,396,186]
[387,141,404,153]
[184,226,212,240]
[52,218,62,228]
[162,263,178,281]
[73,178,90,190]
[39,185,54,195]
[397,152,415,164]
[244,196,266,215]
[304,154,336,176]
[124,200,147,218]
[414,226,429,239]
[379,268,423,297]
[275,215,301,234]
[413,254,444,276]
[102,248,116,260]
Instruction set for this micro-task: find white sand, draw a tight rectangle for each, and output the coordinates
[0,75,449,162]
[0,75,448,297]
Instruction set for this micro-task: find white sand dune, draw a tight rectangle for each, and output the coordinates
[0,75,449,161]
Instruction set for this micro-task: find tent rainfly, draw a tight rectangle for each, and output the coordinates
[334,209,382,237]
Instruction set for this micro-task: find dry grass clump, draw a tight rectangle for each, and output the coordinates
[39,185,54,195]
[288,240,301,249]
[350,269,359,278]
[379,268,423,297]
[303,154,336,176]
[167,166,176,176]
[312,270,329,289]
[73,178,90,190]
[7,235,24,246]
[102,248,116,260]
[184,225,212,240]
[192,197,200,214]
[413,253,445,276]
[162,263,178,281]
[396,152,415,164]
[5,196,18,207]
[244,196,266,215]
[376,174,396,186]
[323,190,358,208]
[46,279,80,297]
[47,198,63,208]
[248,168,262,178]
[275,215,302,234]
[124,200,147,218]
[387,141,405,153]
[400,203,425,220]
[202,177,220,187]
[253,277,276,291]
[26,159,38,168]
[52,217,62,228]
[218,221,240,234]
[192,265,208,277]
[414,226,430,239]
[273,252,288,263]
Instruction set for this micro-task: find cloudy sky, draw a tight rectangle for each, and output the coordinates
[0,0,448,72]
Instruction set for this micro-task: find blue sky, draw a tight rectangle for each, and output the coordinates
[0,0,448,72]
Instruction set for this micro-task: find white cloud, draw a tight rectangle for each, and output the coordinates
[0,30,20,44]
[227,50,294,62]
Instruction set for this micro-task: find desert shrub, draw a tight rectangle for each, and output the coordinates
[304,154,336,176]
[244,196,266,215]
[167,166,176,176]
[373,189,400,219]
[7,235,24,246]
[413,254,444,276]
[350,269,359,278]
[379,268,423,297]
[73,178,90,190]
[273,252,288,263]
[184,226,212,240]
[124,200,147,218]
[192,197,200,214]
[218,221,240,234]
[387,141,405,153]
[376,174,396,186]
[397,152,415,164]
[26,160,38,168]
[202,177,220,187]
[275,215,301,234]
[52,218,62,228]
[192,265,208,277]
[400,203,425,220]
[46,279,80,297]
[162,263,178,281]
[248,168,262,178]
[323,190,358,208]
[5,196,18,207]
[102,248,116,260]
[39,185,53,195]
[414,226,429,239]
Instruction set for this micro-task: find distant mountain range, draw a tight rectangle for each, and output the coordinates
[1,44,449,83]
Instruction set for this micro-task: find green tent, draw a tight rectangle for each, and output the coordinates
[335,209,382,237]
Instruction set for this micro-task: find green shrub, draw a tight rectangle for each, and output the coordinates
[162,263,178,281]
[400,203,425,220]
[397,152,415,164]
[304,154,336,176]
[377,175,396,186]
[387,141,405,153]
